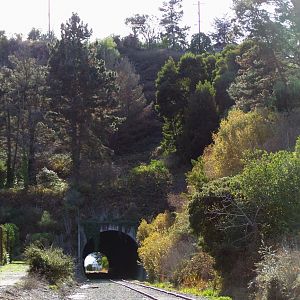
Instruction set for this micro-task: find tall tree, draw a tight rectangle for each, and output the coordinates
[178,81,218,160]
[189,33,213,54]
[92,36,120,70]
[48,14,117,184]
[213,45,240,115]
[125,14,160,48]
[230,0,300,111]
[0,55,49,187]
[211,16,239,51]
[178,52,208,93]
[159,0,190,50]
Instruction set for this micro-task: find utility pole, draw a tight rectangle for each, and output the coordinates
[195,1,205,54]
[198,1,201,53]
[198,1,201,35]
[48,0,51,37]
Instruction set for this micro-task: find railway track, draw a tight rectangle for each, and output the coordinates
[110,279,206,300]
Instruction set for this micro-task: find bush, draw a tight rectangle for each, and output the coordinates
[36,167,66,190]
[173,251,218,289]
[202,109,274,179]
[25,244,74,284]
[26,233,54,248]
[0,223,19,264]
[129,160,172,212]
[138,208,216,288]
[252,243,300,300]
[137,212,174,281]
[48,154,72,178]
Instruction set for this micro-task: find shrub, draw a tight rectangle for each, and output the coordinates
[0,223,19,264]
[38,210,57,230]
[48,154,72,178]
[137,211,221,295]
[137,212,174,281]
[36,167,66,190]
[186,157,209,193]
[25,244,74,284]
[26,233,54,248]
[202,109,274,179]
[252,243,300,300]
[173,251,218,289]
[236,148,300,236]
[129,160,172,212]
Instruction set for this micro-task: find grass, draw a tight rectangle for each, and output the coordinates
[0,261,29,273]
[142,281,232,300]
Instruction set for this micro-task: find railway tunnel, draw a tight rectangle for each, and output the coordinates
[82,224,140,279]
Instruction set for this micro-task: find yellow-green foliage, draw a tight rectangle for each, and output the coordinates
[48,154,72,178]
[202,109,274,179]
[138,209,217,288]
[137,212,174,281]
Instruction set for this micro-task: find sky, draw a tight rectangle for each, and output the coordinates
[0,0,233,40]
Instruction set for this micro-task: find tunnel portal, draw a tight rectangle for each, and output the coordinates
[82,230,139,279]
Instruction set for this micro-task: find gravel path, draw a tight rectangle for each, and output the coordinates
[67,280,208,300]
[0,265,28,290]
[0,271,27,289]
[68,280,149,300]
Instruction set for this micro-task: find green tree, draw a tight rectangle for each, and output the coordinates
[27,28,42,41]
[156,57,185,155]
[211,16,238,50]
[114,57,146,119]
[202,109,274,179]
[178,81,218,160]
[0,31,9,67]
[0,55,49,187]
[156,57,185,119]
[159,0,190,50]
[48,14,117,184]
[231,0,300,111]
[92,36,120,70]
[177,52,208,92]
[125,14,160,48]
[189,33,213,54]
[213,45,239,115]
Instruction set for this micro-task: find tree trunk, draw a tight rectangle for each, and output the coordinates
[5,108,14,188]
[12,107,21,185]
[27,110,37,186]
[71,118,81,185]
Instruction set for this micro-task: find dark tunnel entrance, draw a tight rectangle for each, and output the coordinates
[82,230,139,279]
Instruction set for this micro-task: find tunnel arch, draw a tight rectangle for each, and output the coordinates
[82,230,139,279]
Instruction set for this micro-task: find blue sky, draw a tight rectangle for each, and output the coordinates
[0,0,233,39]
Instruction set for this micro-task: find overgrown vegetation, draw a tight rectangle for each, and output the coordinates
[25,244,74,285]
[0,0,300,298]
[0,223,19,265]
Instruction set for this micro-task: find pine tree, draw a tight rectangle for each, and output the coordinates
[48,14,117,184]
[159,0,190,50]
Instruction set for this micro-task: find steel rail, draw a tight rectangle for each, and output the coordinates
[110,279,200,300]
[122,280,198,300]
[110,280,160,300]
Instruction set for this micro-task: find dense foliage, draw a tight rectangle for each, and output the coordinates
[1,1,300,298]
[25,244,74,284]
[0,223,19,265]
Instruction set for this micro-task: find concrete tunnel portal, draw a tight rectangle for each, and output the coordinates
[82,229,140,279]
